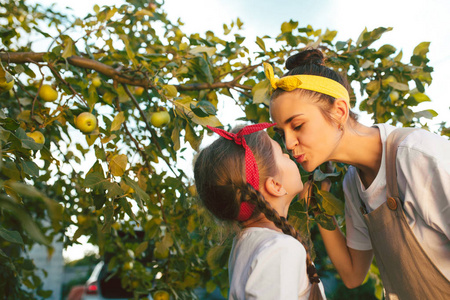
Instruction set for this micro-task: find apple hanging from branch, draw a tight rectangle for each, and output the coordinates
[76,112,98,134]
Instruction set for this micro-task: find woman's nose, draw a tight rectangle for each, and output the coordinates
[284,132,298,150]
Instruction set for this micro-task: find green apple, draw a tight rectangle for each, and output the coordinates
[150,111,170,128]
[76,112,97,133]
[39,84,58,102]
[27,131,45,144]
[92,77,101,88]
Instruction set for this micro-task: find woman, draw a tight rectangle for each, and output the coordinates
[267,48,450,299]
[194,123,326,299]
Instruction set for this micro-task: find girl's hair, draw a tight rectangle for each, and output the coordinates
[193,127,323,299]
[271,48,358,123]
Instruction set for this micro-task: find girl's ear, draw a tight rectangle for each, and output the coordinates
[333,98,349,125]
[264,177,286,197]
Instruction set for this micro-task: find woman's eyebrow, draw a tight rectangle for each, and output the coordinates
[283,113,304,125]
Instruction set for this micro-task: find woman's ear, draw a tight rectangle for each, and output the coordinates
[333,98,349,125]
[264,177,286,197]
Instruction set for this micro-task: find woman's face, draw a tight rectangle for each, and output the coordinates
[269,92,341,172]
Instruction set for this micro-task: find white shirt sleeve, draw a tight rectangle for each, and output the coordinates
[244,237,307,300]
[343,168,373,251]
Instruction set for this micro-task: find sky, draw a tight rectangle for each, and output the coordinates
[26,0,450,261]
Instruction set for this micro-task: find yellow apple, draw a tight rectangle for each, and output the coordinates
[153,290,170,300]
[389,91,400,101]
[27,131,45,144]
[76,112,97,133]
[148,2,157,12]
[0,71,15,94]
[39,84,58,102]
[92,77,102,88]
[123,261,134,271]
[135,86,145,96]
[150,111,170,128]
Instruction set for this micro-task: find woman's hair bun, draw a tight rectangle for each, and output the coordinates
[285,48,326,71]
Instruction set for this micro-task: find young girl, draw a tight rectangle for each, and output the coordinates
[193,123,326,300]
[267,48,450,299]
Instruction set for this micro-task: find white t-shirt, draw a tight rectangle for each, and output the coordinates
[228,227,326,300]
[344,123,450,279]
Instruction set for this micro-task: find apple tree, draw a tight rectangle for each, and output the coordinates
[0,0,445,299]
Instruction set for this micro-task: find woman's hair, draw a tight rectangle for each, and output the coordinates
[271,48,358,123]
[193,126,323,299]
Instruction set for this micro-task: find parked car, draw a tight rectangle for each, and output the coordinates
[81,260,153,300]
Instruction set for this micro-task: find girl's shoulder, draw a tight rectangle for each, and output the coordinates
[237,227,304,254]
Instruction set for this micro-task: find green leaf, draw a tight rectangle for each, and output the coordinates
[356,27,368,46]
[134,9,153,17]
[123,177,150,203]
[322,29,337,42]
[376,44,396,57]
[415,109,437,119]
[110,111,125,132]
[313,169,340,181]
[109,154,128,177]
[252,79,270,105]
[190,103,209,117]
[414,79,425,93]
[171,120,181,151]
[411,92,431,103]
[189,46,216,57]
[173,98,222,127]
[135,241,148,257]
[281,20,298,33]
[197,100,217,115]
[85,172,108,190]
[0,195,50,245]
[315,213,336,230]
[389,82,409,91]
[22,160,40,177]
[62,37,75,59]
[162,85,178,98]
[0,118,20,132]
[118,198,137,222]
[101,201,114,233]
[255,37,266,52]
[185,123,202,151]
[206,245,229,269]
[413,41,430,56]
[317,190,344,216]
[0,226,24,245]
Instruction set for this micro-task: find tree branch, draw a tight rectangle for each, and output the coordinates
[0,52,254,91]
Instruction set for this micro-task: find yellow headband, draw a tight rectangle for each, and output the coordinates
[263,62,350,103]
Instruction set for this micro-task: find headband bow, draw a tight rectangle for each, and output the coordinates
[263,62,350,104]
[207,123,275,221]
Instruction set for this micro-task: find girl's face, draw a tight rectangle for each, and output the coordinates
[269,92,341,172]
[269,138,303,195]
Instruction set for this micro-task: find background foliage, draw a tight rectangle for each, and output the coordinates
[0,0,447,299]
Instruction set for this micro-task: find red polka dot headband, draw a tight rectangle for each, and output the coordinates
[207,123,276,221]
